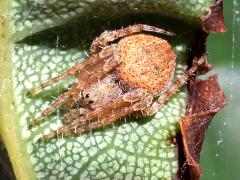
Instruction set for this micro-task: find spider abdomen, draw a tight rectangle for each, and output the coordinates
[117,34,176,95]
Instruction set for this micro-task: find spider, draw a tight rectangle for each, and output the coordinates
[27,24,204,141]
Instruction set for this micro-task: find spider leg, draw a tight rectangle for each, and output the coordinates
[57,47,121,110]
[28,44,119,96]
[61,95,81,110]
[38,89,152,141]
[27,47,113,96]
[63,108,89,124]
[28,84,80,129]
[75,45,121,89]
[90,24,175,53]
[29,46,122,129]
[144,57,206,116]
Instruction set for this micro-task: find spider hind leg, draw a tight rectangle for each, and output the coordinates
[144,57,206,116]
[90,24,175,53]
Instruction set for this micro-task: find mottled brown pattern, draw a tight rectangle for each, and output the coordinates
[117,34,176,95]
[201,0,227,33]
[180,75,226,180]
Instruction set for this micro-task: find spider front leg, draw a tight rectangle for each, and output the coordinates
[144,57,206,116]
[28,84,80,128]
[63,108,89,124]
[38,89,153,142]
[27,58,97,96]
[90,24,175,54]
[27,45,115,96]
[29,45,121,128]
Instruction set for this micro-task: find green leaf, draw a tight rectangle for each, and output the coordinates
[0,0,212,179]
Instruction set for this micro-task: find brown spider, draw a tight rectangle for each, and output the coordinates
[28,24,204,141]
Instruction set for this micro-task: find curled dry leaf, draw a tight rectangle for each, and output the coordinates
[177,0,227,179]
[201,0,227,33]
[179,75,226,180]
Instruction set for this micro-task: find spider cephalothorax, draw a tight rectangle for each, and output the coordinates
[28,24,204,141]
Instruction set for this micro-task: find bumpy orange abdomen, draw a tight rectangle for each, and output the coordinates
[117,34,176,95]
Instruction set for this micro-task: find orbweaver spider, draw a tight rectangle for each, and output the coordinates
[27,24,204,141]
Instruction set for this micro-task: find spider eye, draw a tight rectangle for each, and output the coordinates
[85,94,90,98]
[88,100,94,104]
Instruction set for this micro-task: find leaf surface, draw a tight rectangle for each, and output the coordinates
[0,0,213,179]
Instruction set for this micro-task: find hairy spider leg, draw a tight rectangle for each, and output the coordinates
[90,24,175,53]
[62,46,122,110]
[63,108,89,124]
[38,89,152,141]
[28,84,79,129]
[29,46,121,129]
[144,57,206,116]
[27,52,106,96]
[60,60,120,110]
